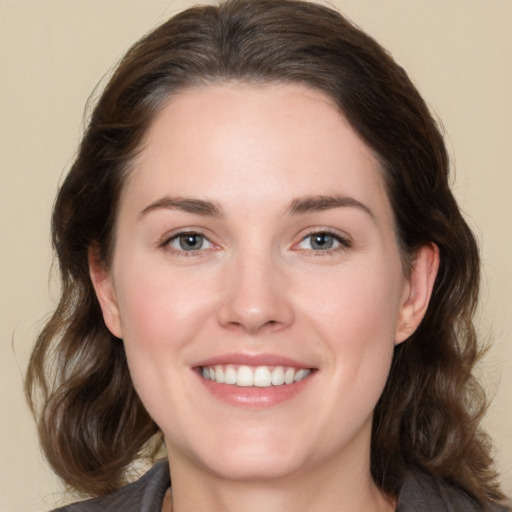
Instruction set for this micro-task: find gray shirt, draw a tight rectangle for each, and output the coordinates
[53,460,509,512]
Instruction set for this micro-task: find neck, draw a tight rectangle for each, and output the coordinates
[164,450,395,512]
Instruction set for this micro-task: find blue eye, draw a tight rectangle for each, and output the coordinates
[167,233,211,252]
[297,232,348,251]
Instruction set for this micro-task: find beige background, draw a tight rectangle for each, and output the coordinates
[1,1,511,510]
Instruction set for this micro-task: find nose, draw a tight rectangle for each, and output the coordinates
[216,252,295,335]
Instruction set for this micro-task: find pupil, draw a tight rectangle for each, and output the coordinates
[180,234,200,250]
[312,233,333,250]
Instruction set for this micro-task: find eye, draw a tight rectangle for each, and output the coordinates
[296,231,350,252]
[165,232,213,252]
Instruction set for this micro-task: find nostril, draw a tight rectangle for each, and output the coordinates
[216,285,295,333]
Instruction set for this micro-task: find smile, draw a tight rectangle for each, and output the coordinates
[200,365,312,387]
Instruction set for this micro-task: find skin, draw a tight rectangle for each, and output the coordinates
[90,83,439,512]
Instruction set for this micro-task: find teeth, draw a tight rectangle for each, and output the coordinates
[237,365,254,386]
[215,365,224,384]
[200,364,311,387]
[254,366,271,387]
[271,366,285,386]
[294,369,308,382]
[284,367,295,384]
[224,365,237,385]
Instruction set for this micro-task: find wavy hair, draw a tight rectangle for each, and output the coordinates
[25,0,505,506]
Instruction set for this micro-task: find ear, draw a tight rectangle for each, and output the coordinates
[88,246,123,339]
[395,243,439,345]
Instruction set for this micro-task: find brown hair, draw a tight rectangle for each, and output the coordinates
[25,0,505,506]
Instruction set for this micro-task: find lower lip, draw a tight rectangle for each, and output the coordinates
[196,371,315,408]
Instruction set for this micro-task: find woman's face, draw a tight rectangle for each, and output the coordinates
[92,83,435,483]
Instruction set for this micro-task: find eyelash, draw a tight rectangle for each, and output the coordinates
[161,230,216,256]
[161,229,351,257]
[294,230,352,256]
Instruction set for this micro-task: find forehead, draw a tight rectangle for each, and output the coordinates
[122,82,390,221]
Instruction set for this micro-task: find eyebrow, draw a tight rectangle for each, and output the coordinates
[139,196,224,219]
[139,193,374,220]
[287,194,375,219]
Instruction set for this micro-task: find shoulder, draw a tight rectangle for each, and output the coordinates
[51,460,170,512]
[397,467,509,512]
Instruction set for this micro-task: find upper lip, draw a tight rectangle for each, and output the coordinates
[193,352,315,369]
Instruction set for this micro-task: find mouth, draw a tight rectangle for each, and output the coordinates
[198,364,313,388]
[193,354,317,407]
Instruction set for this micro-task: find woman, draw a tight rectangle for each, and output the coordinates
[25,0,510,510]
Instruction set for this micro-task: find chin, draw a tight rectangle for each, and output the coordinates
[168,428,310,483]
[203,450,305,482]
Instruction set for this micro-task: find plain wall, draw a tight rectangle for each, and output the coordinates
[1,1,510,510]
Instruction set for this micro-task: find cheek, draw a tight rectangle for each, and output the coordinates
[111,262,219,413]
[115,260,215,347]
[305,260,404,343]
[112,264,215,427]
[302,259,403,394]
[280,262,403,454]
